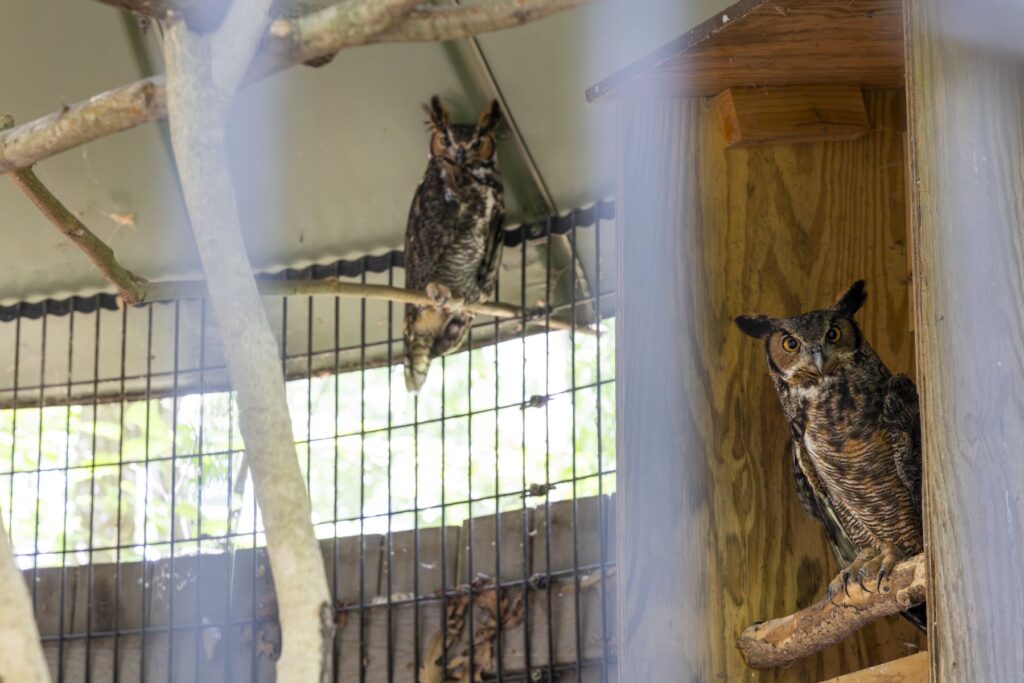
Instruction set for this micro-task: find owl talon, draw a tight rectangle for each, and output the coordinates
[876,567,889,593]
[425,282,453,307]
[842,570,854,598]
[827,583,839,607]
[856,566,874,594]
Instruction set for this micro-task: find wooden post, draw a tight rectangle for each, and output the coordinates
[615,97,707,681]
[905,0,1024,680]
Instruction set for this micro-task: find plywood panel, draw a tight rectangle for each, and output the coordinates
[588,0,903,101]
[822,652,928,682]
[904,0,1024,679]
[615,89,924,682]
[716,86,870,147]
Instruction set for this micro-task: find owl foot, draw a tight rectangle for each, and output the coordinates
[425,282,465,312]
[826,547,877,604]
[855,545,900,594]
[425,282,453,306]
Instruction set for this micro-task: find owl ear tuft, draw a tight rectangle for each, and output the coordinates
[424,96,450,130]
[476,100,503,136]
[833,280,867,318]
[734,315,774,339]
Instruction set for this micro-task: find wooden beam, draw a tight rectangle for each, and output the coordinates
[905,0,1024,680]
[715,85,869,147]
[822,652,928,682]
[587,0,904,101]
[615,96,706,681]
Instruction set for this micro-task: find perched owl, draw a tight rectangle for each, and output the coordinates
[403,97,505,392]
[736,281,925,627]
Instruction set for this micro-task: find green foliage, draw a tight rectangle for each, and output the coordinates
[1,323,616,568]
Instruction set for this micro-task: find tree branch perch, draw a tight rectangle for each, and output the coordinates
[736,554,927,669]
[9,166,150,304]
[0,0,590,174]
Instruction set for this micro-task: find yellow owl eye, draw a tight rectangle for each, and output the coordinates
[826,325,842,343]
[782,336,800,353]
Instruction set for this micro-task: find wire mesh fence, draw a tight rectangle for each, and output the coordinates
[0,201,617,682]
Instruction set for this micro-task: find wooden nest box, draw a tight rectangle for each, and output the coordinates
[594,0,1024,681]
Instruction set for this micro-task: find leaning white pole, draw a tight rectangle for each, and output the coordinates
[162,4,333,681]
[0,512,50,682]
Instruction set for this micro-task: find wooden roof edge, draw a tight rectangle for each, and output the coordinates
[584,0,767,103]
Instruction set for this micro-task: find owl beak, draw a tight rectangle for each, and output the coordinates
[811,344,825,373]
[456,149,466,165]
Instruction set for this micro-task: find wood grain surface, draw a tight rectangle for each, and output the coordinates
[27,495,615,681]
[588,0,904,101]
[904,0,1024,680]
[822,652,928,682]
[615,89,924,682]
[716,86,870,147]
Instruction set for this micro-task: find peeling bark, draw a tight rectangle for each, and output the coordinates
[737,554,927,669]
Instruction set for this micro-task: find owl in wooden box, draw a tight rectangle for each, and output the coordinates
[735,281,925,628]
[403,97,505,393]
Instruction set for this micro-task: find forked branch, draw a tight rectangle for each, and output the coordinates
[8,166,150,304]
[0,0,591,174]
[736,554,926,669]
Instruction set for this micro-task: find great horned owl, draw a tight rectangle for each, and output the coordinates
[735,281,925,626]
[403,97,505,392]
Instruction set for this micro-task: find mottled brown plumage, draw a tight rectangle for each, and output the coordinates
[403,96,505,392]
[736,281,924,627]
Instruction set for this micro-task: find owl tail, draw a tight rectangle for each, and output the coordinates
[404,333,433,393]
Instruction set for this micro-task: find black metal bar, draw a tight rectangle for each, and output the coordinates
[493,254,504,683]
[114,304,128,683]
[570,217,584,683]
[595,216,610,683]
[31,306,46,624]
[543,218,556,680]
[7,309,19,570]
[359,271,368,683]
[139,304,154,683]
[167,298,182,683]
[85,294,102,683]
[195,299,208,680]
[332,264,343,680]
[518,212,533,682]
[386,269,396,683]
[466,315,476,683]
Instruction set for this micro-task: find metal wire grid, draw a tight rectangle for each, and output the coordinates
[0,207,616,682]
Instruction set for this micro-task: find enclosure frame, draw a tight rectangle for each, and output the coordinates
[594,0,1024,681]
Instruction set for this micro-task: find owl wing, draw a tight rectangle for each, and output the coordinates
[475,201,505,299]
[404,177,465,391]
[792,441,858,566]
[881,373,923,510]
[404,179,460,291]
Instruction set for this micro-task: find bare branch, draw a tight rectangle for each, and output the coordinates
[2,0,590,173]
[0,77,165,174]
[139,278,597,335]
[255,0,590,78]
[366,0,589,44]
[736,554,927,669]
[8,167,149,304]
